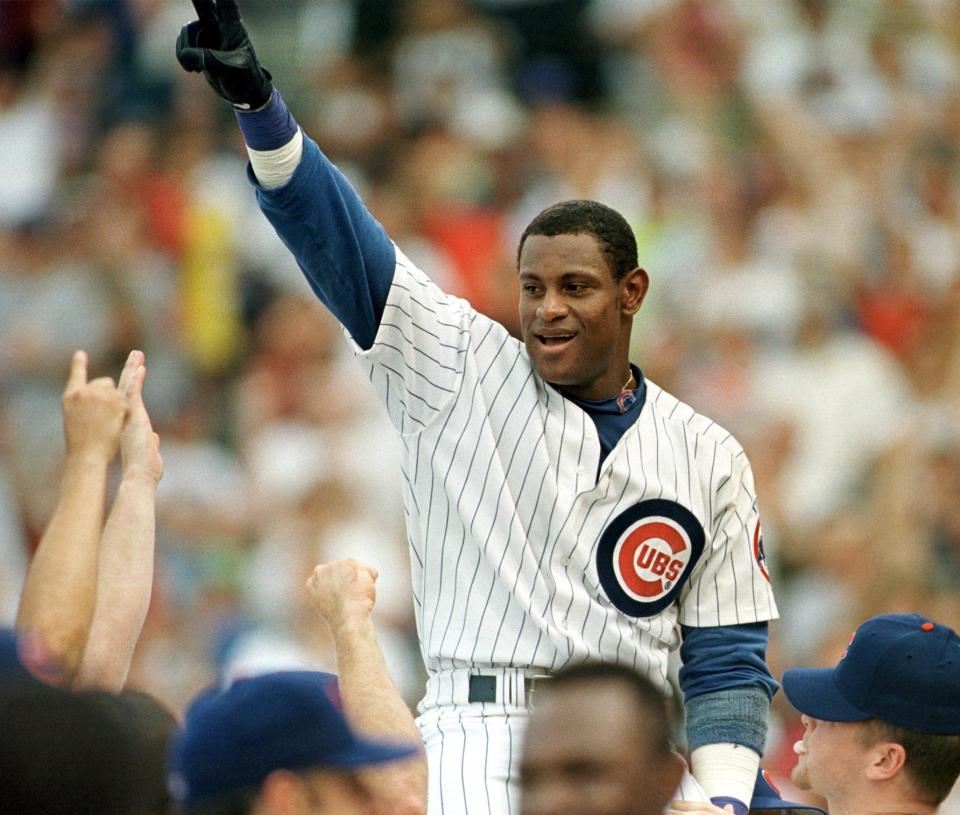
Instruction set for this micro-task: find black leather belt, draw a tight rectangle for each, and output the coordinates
[467,673,551,706]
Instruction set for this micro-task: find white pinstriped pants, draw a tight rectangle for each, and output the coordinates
[418,670,707,815]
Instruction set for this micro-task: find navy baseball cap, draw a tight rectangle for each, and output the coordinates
[750,768,826,814]
[783,613,960,734]
[168,670,419,806]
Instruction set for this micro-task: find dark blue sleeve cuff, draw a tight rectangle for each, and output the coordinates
[235,88,299,151]
[685,686,770,754]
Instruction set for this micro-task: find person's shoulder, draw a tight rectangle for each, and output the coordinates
[390,246,519,348]
[645,379,747,464]
[391,246,471,317]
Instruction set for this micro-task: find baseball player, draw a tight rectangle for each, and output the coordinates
[176,3,779,813]
[784,614,960,814]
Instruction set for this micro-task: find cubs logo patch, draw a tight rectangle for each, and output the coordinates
[753,521,770,582]
[596,499,705,617]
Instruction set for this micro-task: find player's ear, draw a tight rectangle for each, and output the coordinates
[864,740,907,781]
[620,267,648,316]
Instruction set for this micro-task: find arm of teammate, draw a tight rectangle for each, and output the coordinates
[306,559,427,815]
[75,351,163,691]
[677,446,779,813]
[15,351,127,680]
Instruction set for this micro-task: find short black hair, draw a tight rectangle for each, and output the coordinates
[518,200,639,281]
[109,689,179,814]
[0,684,158,815]
[549,662,675,756]
[860,718,960,805]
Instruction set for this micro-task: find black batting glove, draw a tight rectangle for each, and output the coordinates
[176,0,273,110]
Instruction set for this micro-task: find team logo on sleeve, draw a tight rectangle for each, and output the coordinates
[753,521,770,582]
[596,499,705,617]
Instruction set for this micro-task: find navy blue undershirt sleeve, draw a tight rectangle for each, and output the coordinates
[679,622,779,701]
[239,94,394,349]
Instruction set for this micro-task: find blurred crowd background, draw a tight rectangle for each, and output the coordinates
[1,0,959,802]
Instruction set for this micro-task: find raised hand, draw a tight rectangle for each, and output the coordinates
[61,350,127,463]
[306,559,379,633]
[117,350,163,487]
[175,0,273,110]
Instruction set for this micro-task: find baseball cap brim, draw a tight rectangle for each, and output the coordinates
[782,667,871,722]
[323,737,420,770]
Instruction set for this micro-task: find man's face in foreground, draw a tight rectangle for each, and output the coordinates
[258,767,373,815]
[520,678,679,815]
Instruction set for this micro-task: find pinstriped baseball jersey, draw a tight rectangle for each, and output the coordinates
[353,246,778,694]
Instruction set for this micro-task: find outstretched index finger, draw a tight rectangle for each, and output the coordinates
[190,0,218,26]
[128,365,148,413]
[65,350,88,391]
[118,350,144,396]
[215,0,240,23]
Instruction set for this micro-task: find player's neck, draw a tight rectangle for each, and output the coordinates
[558,365,637,403]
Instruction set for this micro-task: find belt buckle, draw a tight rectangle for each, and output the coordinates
[524,674,552,709]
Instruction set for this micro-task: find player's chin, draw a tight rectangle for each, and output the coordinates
[525,341,577,383]
[530,355,579,387]
[790,758,812,791]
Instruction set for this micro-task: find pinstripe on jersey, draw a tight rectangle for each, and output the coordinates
[353,248,778,703]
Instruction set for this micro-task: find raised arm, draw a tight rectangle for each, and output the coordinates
[15,351,127,679]
[75,351,163,691]
[307,559,427,815]
[176,0,395,350]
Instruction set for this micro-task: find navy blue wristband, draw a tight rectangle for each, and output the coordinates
[711,797,748,815]
[235,88,299,150]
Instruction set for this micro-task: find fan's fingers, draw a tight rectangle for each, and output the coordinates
[65,350,88,391]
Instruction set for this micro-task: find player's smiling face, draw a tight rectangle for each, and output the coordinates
[518,233,648,400]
